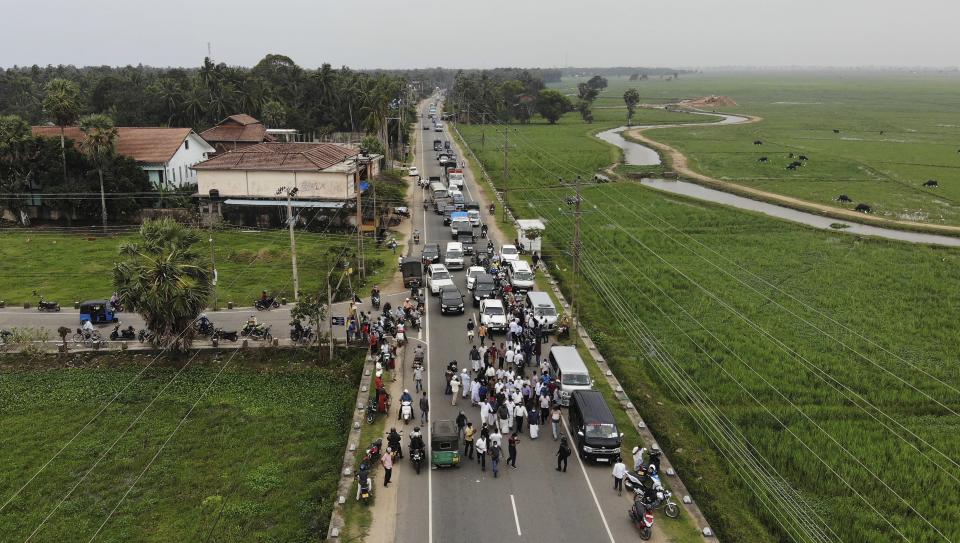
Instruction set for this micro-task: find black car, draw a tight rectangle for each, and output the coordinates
[471,249,491,269]
[421,243,441,264]
[472,274,496,307]
[441,205,458,225]
[458,232,475,254]
[423,125,430,130]
[439,285,465,314]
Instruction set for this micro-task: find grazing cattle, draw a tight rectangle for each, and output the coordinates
[833,129,841,134]
[798,155,809,161]
[855,203,872,213]
[836,195,853,203]
[757,156,768,163]
[880,130,885,135]
[924,179,939,187]
[753,140,763,145]
[786,163,798,171]
[788,152,795,158]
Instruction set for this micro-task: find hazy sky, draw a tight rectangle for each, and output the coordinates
[4,0,957,69]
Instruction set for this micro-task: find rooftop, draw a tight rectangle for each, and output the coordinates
[192,142,363,172]
[200,114,273,144]
[32,126,195,164]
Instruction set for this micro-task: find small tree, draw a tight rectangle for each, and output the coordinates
[361,135,384,156]
[624,89,641,126]
[58,326,70,353]
[42,78,82,183]
[291,291,327,359]
[535,89,572,125]
[79,114,118,230]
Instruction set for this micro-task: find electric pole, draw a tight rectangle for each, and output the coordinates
[277,186,301,301]
[354,161,365,280]
[502,126,509,222]
[571,175,583,346]
[209,236,218,311]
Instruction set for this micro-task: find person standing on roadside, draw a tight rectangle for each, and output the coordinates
[556,437,571,473]
[451,373,461,405]
[551,404,562,441]
[414,364,424,393]
[464,422,476,459]
[612,455,627,496]
[382,447,394,486]
[478,323,487,346]
[419,392,429,424]
[508,432,519,468]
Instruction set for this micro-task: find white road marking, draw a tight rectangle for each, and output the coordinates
[422,100,435,543]
[561,415,616,543]
[510,494,522,536]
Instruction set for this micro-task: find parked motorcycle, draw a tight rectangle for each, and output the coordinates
[212,328,238,342]
[629,500,656,540]
[290,322,315,344]
[109,324,137,341]
[254,297,280,311]
[33,291,61,312]
[362,438,383,466]
[241,323,272,341]
[73,328,104,346]
[195,316,215,337]
[137,328,156,343]
[624,471,679,518]
[356,463,372,502]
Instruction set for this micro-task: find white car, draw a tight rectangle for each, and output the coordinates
[408,166,419,177]
[427,263,455,295]
[444,241,465,270]
[466,266,486,290]
[479,299,508,332]
[499,244,520,263]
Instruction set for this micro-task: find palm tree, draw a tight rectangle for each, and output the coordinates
[42,78,82,182]
[113,219,213,352]
[78,113,118,229]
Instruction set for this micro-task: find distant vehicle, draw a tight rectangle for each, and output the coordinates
[433,139,443,151]
[499,244,520,263]
[569,390,623,463]
[423,125,430,130]
[450,212,471,237]
[444,141,451,150]
[457,231,475,255]
[442,205,459,225]
[409,166,419,177]
[447,168,465,190]
[508,260,535,291]
[466,266,486,290]
[421,243,441,264]
[444,242,465,270]
[426,264,455,295]
[526,291,558,331]
[434,123,444,132]
[394,206,410,218]
[449,190,465,208]
[401,258,423,288]
[467,209,481,227]
[548,345,593,406]
[472,274,496,307]
[479,299,508,332]
[439,285,465,315]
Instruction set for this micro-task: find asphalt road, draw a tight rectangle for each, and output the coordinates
[391,97,647,543]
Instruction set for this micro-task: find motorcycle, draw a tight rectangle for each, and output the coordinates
[399,400,413,425]
[33,291,61,312]
[629,500,656,540]
[410,446,424,475]
[413,230,421,245]
[109,300,124,313]
[254,297,280,311]
[489,203,496,214]
[356,463,372,501]
[371,293,381,310]
[109,324,136,341]
[362,438,383,466]
[73,327,104,346]
[624,471,680,518]
[195,317,215,337]
[408,310,422,330]
[291,323,315,345]
[137,328,156,343]
[387,432,403,460]
[212,328,238,342]
[241,323,272,341]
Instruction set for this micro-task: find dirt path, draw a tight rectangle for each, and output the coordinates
[625,113,960,238]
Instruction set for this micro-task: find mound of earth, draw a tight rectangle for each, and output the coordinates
[679,95,738,108]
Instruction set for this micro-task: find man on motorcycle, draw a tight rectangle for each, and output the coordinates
[109,292,121,311]
[387,427,403,459]
[400,388,413,404]
[371,285,381,299]
[409,427,425,455]
[82,319,94,337]
[413,345,425,364]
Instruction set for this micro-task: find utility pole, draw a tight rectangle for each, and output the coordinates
[397,94,404,162]
[502,126,509,222]
[354,161,365,280]
[327,275,334,359]
[209,236,218,311]
[278,186,301,301]
[571,176,583,347]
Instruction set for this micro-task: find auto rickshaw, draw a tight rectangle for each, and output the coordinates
[430,420,461,469]
[79,300,119,325]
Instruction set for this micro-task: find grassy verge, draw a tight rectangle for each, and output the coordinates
[0,347,365,541]
[457,106,960,541]
[0,228,394,306]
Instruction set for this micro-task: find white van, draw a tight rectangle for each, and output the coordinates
[426,263,455,295]
[548,345,593,406]
[444,242,465,270]
[526,291,558,331]
[508,260,535,291]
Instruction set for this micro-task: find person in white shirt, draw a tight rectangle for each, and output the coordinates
[612,456,627,496]
[476,435,488,471]
[633,446,647,472]
[513,402,528,433]
[505,348,515,367]
[489,428,502,448]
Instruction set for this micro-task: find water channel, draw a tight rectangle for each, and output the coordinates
[597,111,960,247]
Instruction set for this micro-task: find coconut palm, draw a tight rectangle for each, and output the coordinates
[113,219,213,351]
[78,113,118,229]
[42,78,82,182]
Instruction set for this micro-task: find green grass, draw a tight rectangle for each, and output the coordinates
[577,73,960,226]
[0,228,394,306]
[457,100,960,542]
[0,347,366,541]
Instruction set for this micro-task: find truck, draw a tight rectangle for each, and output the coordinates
[433,139,443,152]
[446,168,465,190]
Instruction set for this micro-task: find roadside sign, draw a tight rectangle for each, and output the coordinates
[330,316,345,326]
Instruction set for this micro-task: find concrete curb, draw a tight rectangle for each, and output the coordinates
[453,121,718,541]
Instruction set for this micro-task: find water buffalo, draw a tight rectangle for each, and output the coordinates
[880,130,885,135]
[836,195,853,203]
[798,155,809,161]
[786,163,798,171]
[833,129,841,134]
[923,179,939,187]
[788,152,795,158]
[753,140,763,145]
[757,156,768,163]
[855,203,872,213]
